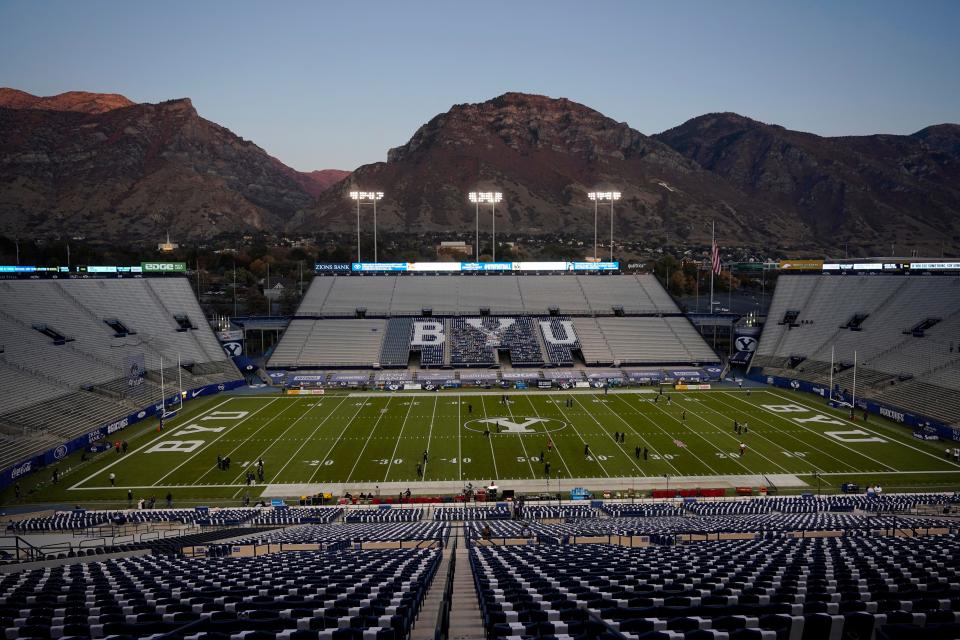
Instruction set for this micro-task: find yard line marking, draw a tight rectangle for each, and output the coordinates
[385,397,419,481]
[264,395,351,481]
[606,394,683,475]
[478,395,500,481]
[69,397,235,490]
[224,397,334,485]
[749,391,897,472]
[306,398,372,484]
[659,394,794,474]
[565,394,646,477]
[151,397,284,487]
[503,392,538,478]
[345,397,395,482]
[711,392,838,473]
[421,395,440,480]
[457,396,462,481]
[554,394,611,478]
[769,390,960,471]
[189,398,305,485]
[518,394,574,480]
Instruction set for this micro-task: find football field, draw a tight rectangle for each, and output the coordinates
[55,388,960,501]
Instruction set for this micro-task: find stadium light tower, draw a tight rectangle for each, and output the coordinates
[349,191,385,263]
[588,191,621,261]
[468,191,503,261]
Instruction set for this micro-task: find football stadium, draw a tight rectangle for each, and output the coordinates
[1,259,959,640]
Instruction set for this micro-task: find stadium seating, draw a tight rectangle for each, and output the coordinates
[0,548,440,640]
[294,275,682,317]
[345,508,424,523]
[434,506,511,520]
[753,274,960,425]
[231,522,449,544]
[573,317,718,365]
[269,319,387,368]
[0,278,241,471]
[471,535,960,640]
[450,317,544,367]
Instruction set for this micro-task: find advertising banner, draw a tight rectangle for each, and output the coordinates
[140,262,187,273]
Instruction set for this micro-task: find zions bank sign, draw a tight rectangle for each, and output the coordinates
[141,262,187,273]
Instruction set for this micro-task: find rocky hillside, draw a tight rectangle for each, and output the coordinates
[0,90,349,241]
[655,113,960,252]
[0,88,135,114]
[2,89,957,253]
[298,93,805,248]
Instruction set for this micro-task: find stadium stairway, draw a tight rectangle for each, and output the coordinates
[413,524,485,640]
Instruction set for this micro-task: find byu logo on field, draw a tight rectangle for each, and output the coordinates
[464,417,568,435]
[734,336,757,352]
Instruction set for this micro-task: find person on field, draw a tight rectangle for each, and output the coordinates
[121,441,128,454]
[584,443,590,458]
[166,492,173,507]
[643,447,648,461]
[635,446,641,459]
[416,463,423,478]
[468,403,472,414]
[739,442,747,457]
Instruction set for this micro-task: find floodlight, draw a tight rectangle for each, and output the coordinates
[350,190,386,262]
[468,191,504,260]
[588,190,621,260]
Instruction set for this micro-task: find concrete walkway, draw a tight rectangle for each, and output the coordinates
[261,473,807,498]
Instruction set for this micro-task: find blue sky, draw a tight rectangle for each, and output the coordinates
[1,0,957,172]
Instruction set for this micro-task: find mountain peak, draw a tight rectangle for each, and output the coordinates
[0,88,136,114]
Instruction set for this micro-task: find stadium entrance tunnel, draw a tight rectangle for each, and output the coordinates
[463,416,568,435]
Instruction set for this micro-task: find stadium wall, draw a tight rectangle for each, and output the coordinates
[0,379,245,490]
[747,371,960,444]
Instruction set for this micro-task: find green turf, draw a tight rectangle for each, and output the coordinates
[6,388,960,506]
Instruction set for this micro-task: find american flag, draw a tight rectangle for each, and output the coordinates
[711,238,722,275]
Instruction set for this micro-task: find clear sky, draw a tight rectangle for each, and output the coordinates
[1,0,957,172]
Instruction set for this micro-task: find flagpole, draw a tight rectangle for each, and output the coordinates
[852,349,857,418]
[709,221,715,313]
[829,345,834,401]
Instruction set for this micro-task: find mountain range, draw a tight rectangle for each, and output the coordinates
[1,88,958,254]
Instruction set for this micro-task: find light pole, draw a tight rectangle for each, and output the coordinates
[588,191,621,261]
[349,191,385,263]
[469,191,503,261]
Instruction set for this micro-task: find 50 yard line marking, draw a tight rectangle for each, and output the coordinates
[478,395,500,480]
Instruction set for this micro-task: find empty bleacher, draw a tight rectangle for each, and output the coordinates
[573,317,718,365]
[268,319,387,368]
[0,278,240,472]
[753,274,960,425]
[292,274,683,317]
